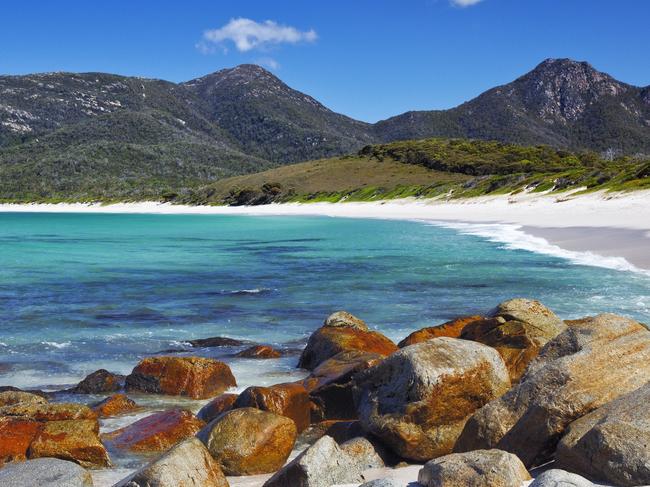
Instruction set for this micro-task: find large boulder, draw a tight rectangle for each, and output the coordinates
[29,419,111,468]
[298,313,397,370]
[0,417,42,464]
[263,435,364,487]
[125,356,236,399]
[455,313,650,468]
[0,390,48,407]
[197,407,297,476]
[303,350,383,421]
[197,393,239,423]
[102,409,204,453]
[339,436,385,470]
[233,382,311,433]
[91,394,138,418]
[398,315,483,348]
[115,437,229,487]
[555,382,650,486]
[418,449,530,487]
[354,337,510,461]
[529,469,595,487]
[70,369,124,394]
[0,457,93,487]
[235,345,282,359]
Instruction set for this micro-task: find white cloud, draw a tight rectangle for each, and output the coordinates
[255,57,280,70]
[450,0,484,6]
[200,18,317,53]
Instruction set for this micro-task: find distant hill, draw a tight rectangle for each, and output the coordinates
[0,59,648,201]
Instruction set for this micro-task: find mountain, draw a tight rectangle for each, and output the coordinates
[375,59,650,154]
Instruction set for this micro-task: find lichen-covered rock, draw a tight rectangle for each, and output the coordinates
[197,407,296,476]
[529,469,595,487]
[70,369,124,394]
[235,345,282,359]
[29,419,111,468]
[125,356,236,399]
[263,435,363,487]
[298,320,397,371]
[398,315,483,348]
[455,313,650,468]
[234,382,311,433]
[418,449,530,487]
[0,402,97,421]
[0,390,48,407]
[0,457,93,487]
[102,409,204,453]
[91,394,138,418]
[115,437,229,487]
[489,298,565,333]
[323,311,368,330]
[340,436,385,470]
[555,382,650,486]
[0,417,42,464]
[354,337,510,461]
[196,393,239,423]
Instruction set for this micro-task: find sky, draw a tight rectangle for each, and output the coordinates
[1,0,649,122]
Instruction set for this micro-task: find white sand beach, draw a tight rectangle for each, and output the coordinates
[3,189,650,273]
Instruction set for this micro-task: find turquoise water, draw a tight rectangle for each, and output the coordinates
[1,212,650,391]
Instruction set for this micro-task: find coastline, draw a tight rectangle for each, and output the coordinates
[2,189,650,273]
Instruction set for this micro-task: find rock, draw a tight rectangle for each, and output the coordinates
[0,457,93,487]
[29,419,111,468]
[398,315,483,348]
[0,402,97,421]
[298,323,397,371]
[354,337,510,461]
[125,356,236,399]
[359,480,401,487]
[340,436,385,470]
[529,469,595,487]
[102,408,204,453]
[235,345,282,359]
[302,420,366,445]
[0,417,42,464]
[304,350,383,421]
[555,382,650,486]
[197,407,297,476]
[115,437,229,487]
[70,369,124,394]
[188,336,246,347]
[418,449,530,487]
[91,394,138,418]
[197,393,239,423]
[455,313,650,468]
[0,390,48,407]
[263,435,363,487]
[323,311,368,330]
[489,298,565,333]
[234,382,311,433]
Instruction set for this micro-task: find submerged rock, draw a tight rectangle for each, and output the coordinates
[0,457,93,487]
[125,356,236,399]
[555,382,650,486]
[196,393,239,423]
[91,394,138,418]
[235,345,282,358]
[397,315,483,348]
[187,336,246,347]
[455,313,650,468]
[529,469,595,487]
[115,437,229,487]
[102,408,204,453]
[418,449,530,487]
[70,369,124,394]
[197,407,297,476]
[354,337,510,461]
[234,382,311,433]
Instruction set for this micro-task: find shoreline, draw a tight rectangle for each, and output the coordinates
[2,189,650,273]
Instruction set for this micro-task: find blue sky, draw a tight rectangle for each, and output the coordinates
[1,0,648,122]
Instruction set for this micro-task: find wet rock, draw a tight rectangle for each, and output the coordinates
[0,402,97,421]
[197,407,296,476]
[196,393,239,423]
[263,435,363,487]
[102,408,204,453]
[235,345,282,359]
[0,390,48,407]
[555,382,650,486]
[418,449,530,487]
[91,394,138,418]
[455,313,650,468]
[115,437,229,487]
[340,436,385,470]
[125,356,236,399]
[354,337,510,461]
[0,417,42,464]
[0,457,93,487]
[187,336,246,347]
[29,419,111,468]
[323,311,368,330]
[234,382,311,433]
[529,469,595,487]
[70,369,124,394]
[398,315,483,348]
